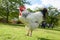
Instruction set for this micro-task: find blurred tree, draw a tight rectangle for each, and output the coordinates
[27,8,34,12]
[0,0,30,23]
[46,6,60,26]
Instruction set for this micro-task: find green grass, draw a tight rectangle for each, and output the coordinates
[0,23,60,40]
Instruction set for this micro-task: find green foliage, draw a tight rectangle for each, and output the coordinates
[0,0,30,23]
[46,7,60,26]
[27,8,34,12]
[34,8,42,12]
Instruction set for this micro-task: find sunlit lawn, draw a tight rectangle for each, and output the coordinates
[0,23,60,40]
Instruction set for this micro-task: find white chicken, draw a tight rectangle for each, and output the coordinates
[19,6,47,36]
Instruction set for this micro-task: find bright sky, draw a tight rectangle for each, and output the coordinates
[25,0,60,10]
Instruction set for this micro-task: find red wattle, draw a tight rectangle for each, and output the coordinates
[19,11,22,16]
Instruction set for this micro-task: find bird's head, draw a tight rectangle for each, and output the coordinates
[19,5,26,12]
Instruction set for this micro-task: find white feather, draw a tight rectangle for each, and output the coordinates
[19,10,43,30]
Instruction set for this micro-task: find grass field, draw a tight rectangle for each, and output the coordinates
[0,23,60,40]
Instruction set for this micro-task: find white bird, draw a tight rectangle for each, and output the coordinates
[19,6,47,36]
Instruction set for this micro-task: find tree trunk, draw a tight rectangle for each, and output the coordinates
[6,1,9,23]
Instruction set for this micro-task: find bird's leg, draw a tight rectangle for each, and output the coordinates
[26,29,30,36]
[26,29,32,37]
[29,30,32,37]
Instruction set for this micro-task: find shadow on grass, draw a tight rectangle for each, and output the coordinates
[0,23,60,31]
[37,37,50,40]
[53,29,60,31]
[0,23,25,28]
[45,27,60,32]
[39,26,60,31]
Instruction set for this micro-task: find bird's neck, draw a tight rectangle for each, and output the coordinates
[19,9,26,16]
[19,11,22,16]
